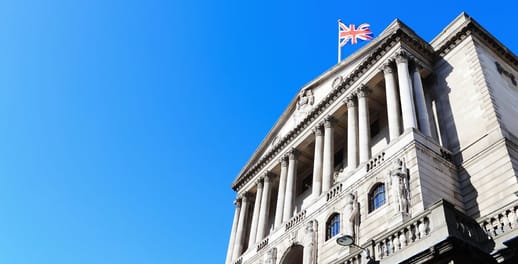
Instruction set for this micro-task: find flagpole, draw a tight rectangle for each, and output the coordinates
[337,19,341,63]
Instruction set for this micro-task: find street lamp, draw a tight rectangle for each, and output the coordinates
[336,235,376,264]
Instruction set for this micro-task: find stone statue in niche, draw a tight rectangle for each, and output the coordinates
[388,158,410,214]
[265,247,277,264]
[343,193,360,239]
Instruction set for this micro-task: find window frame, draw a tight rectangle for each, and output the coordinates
[325,213,340,241]
[369,183,386,213]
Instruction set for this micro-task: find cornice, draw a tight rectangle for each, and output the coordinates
[435,16,518,71]
[231,21,436,192]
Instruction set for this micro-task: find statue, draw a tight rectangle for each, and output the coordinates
[343,193,360,239]
[388,158,410,214]
[303,220,317,264]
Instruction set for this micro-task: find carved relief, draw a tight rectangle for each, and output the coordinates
[265,247,277,264]
[294,88,315,124]
[332,75,344,89]
[297,88,314,110]
[388,158,410,214]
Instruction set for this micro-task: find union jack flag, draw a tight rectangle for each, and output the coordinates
[338,21,373,47]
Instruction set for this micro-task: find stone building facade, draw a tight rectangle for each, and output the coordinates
[225,13,518,264]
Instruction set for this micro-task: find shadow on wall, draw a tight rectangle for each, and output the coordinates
[433,59,480,218]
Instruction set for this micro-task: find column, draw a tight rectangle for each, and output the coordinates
[225,199,241,264]
[312,125,324,201]
[232,194,251,260]
[346,96,358,170]
[358,85,371,163]
[274,157,288,228]
[322,116,335,192]
[283,149,297,222]
[383,62,401,141]
[256,173,272,241]
[248,179,263,246]
[396,52,418,131]
[412,63,432,137]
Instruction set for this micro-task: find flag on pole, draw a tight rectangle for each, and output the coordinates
[337,20,374,62]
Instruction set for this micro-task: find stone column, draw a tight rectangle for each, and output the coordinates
[257,173,272,241]
[346,96,358,170]
[225,199,241,264]
[322,117,335,192]
[232,194,251,260]
[396,52,418,131]
[274,157,288,228]
[283,149,297,222]
[358,85,371,163]
[383,63,401,141]
[312,125,324,201]
[412,63,432,137]
[248,179,263,246]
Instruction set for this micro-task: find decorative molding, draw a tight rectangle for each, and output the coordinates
[357,84,371,98]
[231,25,436,191]
[436,19,518,71]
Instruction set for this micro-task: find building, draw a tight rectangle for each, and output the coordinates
[225,13,518,264]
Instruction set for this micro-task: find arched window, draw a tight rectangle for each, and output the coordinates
[369,183,386,212]
[326,213,340,240]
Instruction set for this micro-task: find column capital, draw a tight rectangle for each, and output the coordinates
[344,95,357,108]
[234,198,242,208]
[256,177,264,188]
[287,148,298,160]
[279,155,289,167]
[412,61,424,72]
[263,171,272,183]
[357,84,371,98]
[381,62,394,74]
[239,193,252,203]
[313,124,324,136]
[324,115,335,128]
[395,51,409,64]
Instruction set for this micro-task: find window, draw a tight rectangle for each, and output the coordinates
[369,183,386,212]
[326,213,340,240]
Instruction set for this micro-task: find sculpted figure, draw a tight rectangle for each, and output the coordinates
[389,158,410,213]
[297,89,314,110]
[303,220,317,264]
[343,193,360,238]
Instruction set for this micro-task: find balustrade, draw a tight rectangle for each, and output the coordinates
[326,183,343,201]
[376,215,430,259]
[479,203,518,238]
[285,210,307,231]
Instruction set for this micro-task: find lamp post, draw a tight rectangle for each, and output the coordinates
[336,235,376,264]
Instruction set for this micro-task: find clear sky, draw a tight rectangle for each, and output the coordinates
[0,1,516,263]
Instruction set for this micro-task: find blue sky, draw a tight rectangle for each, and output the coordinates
[0,1,515,263]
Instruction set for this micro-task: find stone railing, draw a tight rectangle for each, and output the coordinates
[479,201,518,239]
[326,183,343,201]
[339,252,364,264]
[376,214,431,259]
[366,152,385,172]
[285,210,307,231]
[256,237,269,252]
